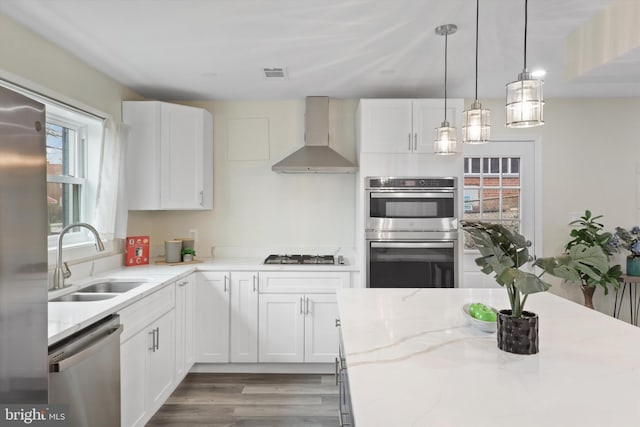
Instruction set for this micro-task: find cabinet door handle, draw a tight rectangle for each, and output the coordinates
[335,318,341,327]
[148,329,156,352]
[414,133,418,151]
[335,357,340,385]
[199,190,204,206]
[408,133,411,151]
[306,297,310,315]
[224,275,228,293]
[300,297,304,315]
[253,275,257,293]
[155,327,160,351]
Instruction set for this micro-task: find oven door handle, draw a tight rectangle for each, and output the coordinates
[370,242,454,249]
[370,192,453,199]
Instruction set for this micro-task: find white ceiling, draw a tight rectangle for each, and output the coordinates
[2,0,637,101]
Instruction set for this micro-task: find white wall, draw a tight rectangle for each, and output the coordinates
[479,97,640,315]
[0,13,142,122]
[127,99,358,257]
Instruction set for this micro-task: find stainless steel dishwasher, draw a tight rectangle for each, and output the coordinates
[48,314,123,427]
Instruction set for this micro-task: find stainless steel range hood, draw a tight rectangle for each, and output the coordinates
[272,96,357,174]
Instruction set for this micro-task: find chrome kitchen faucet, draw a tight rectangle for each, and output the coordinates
[53,223,105,289]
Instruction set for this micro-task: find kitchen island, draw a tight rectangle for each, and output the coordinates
[337,288,640,427]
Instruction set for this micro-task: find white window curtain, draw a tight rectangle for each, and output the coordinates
[92,117,127,240]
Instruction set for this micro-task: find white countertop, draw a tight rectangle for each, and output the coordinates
[47,265,193,345]
[48,257,358,345]
[337,288,640,427]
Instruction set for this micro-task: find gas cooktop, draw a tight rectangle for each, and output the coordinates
[264,254,344,265]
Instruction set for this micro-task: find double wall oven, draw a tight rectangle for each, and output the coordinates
[366,176,458,288]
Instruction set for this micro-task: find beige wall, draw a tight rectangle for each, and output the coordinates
[127,99,358,257]
[0,12,143,267]
[479,97,640,312]
[0,12,142,121]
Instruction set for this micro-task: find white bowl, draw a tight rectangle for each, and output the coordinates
[462,303,497,333]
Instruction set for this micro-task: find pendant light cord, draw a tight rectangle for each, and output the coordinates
[444,31,448,121]
[524,0,528,71]
[474,0,479,101]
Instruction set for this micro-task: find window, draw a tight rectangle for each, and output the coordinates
[464,157,520,175]
[46,118,86,235]
[463,156,522,249]
[0,79,115,265]
[43,103,103,249]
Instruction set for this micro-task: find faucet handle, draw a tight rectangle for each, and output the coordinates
[62,262,72,279]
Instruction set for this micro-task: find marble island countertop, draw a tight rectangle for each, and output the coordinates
[337,288,640,427]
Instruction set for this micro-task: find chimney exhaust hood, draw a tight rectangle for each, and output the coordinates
[272,96,357,174]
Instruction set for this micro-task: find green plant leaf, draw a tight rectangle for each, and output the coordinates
[513,270,552,295]
[568,244,609,273]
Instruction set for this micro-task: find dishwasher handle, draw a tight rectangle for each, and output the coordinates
[50,324,123,373]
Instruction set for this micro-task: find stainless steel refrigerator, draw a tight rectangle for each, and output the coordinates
[0,85,48,403]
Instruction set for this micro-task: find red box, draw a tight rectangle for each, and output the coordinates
[125,236,150,266]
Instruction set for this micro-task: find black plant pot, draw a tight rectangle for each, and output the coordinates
[497,309,539,355]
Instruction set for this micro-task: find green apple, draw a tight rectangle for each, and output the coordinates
[468,303,496,322]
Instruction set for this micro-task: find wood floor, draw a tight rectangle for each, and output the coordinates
[146,373,339,426]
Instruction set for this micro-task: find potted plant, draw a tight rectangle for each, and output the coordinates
[612,225,640,276]
[181,247,196,262]
[462,220,610,355]
[562,210,622,309]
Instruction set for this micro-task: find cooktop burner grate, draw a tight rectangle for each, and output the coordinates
[264,254,336,265]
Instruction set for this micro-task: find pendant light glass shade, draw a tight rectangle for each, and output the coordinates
[434,24,458,155]
[506,71,544,127]
[434,120,457,155]
[463,0,490,144]
[462,101,491,143]
[506,0,544,128]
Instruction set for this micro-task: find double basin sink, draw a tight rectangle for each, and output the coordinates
[50,280,147,302]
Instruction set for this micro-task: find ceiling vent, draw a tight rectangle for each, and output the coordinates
[263,67,287,79]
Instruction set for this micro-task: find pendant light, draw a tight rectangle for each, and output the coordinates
[506,0,544,128]
[462,0,490,143]
[434,24,458,155]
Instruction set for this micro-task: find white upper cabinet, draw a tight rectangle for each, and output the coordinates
[123,101,213,210]
[358,99,463,154]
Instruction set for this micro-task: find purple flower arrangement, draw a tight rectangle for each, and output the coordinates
[612,226,640,257]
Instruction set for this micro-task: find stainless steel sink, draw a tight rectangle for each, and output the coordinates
[79,281,146,293]
[51,293,117,302]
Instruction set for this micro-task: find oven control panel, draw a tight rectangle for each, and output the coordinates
[366,176,456,189]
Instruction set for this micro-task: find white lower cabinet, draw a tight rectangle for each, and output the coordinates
[119,284,176,427]
[229,272,259,363]
[147,310,176,410]
[304,294,342,363]
[258,272,349,363]
[196,270,349,364]
[196,271,259,363]
[175,273,196,382]
[258,293,305,362]
[195,272,230,363]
